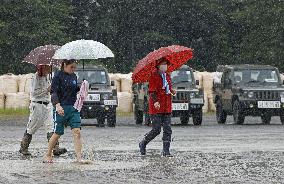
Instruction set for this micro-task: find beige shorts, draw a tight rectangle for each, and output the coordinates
[26,102,54,135]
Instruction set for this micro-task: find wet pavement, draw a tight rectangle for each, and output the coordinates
[0,115,283,184]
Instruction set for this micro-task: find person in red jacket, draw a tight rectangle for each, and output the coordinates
[139,58,176,157]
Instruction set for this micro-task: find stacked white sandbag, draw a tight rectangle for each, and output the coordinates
[193,71,203,89]
[0,92,4,109]
[202,93,208,113]
[109,73,121,92]
[24,73,34,93]
[280,73,284,82]
[120,73,133,93]
[18,74,27,92]
[0,74,18,94]
[5,92,30,109]
[117,92,133,113]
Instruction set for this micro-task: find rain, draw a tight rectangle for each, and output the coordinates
[0,0,284,183]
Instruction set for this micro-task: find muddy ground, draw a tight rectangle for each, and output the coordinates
[0,115,283,184]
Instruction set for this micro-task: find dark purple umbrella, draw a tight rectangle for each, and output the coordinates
[23,45,62,67]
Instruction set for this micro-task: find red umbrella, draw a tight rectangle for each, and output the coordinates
[23,45,62,67]
[132,45,193,83]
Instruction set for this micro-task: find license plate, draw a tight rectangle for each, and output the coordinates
[172,103,188,110]
[191,98,204,104]
[104,100,117,105]
[257,101,281,108]
[87,94,100,101]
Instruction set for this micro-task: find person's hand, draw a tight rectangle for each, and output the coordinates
[154,102,160,110]
[47,85,51,93]
[56,104,64,116]
[171,89,177,96]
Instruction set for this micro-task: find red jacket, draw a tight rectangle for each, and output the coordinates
[148,71,173,115]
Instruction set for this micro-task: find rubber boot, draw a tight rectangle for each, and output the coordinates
[19,131,32,155]
[162,141,172,157]
[139,139,147,155]
[47,132,67,156]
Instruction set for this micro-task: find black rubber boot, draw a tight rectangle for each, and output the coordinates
[47,132,67,156]
[19,131,32,155]
[162,141,172,157]
[139,140,147,155]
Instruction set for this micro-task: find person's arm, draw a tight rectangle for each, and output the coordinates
[30,75,48,97]
[148,73,160,109]
[168,73,176,95]
[51,74,60,106]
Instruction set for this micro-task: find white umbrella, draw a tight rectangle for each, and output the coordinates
[52,40,114,60]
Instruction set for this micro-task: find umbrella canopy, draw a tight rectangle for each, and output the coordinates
[52,40,114,60]
[23,45,62,66]
[132,45,193,83]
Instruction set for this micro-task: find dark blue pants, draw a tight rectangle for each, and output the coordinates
[144,114,172,143]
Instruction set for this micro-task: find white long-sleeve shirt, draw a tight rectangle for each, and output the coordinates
[30,73,51,102]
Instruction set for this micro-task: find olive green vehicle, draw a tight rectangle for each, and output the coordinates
[213,64,284,125]
[132,65,204,125]
[75,66,118,127]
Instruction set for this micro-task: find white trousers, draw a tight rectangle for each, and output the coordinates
[26,102,54,135]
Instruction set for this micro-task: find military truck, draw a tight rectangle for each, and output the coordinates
[213,64,284,125]
[75,66,118,127]
[133,65,204,125]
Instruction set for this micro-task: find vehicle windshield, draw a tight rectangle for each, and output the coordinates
[233,69,279,84]
[75,70,108,84]
[171,70,193,84]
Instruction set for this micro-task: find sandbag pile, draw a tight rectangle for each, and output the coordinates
[280,74,284,82]
[109,73,121,92]
[0,74,18,93]
[0,92,4,109]
[5,92,30,109]
[120,74,133,93]
[117,92,133,113]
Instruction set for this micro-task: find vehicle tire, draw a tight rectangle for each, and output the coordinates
[134,107,143,125]
[180,115,189,125]
[233,100,245,125]
[107,113,116,127]
[192,109,202,126]
[97,116,105,127]
[280,111,284,125]
[261,114,271,125]
[216,100,227,124]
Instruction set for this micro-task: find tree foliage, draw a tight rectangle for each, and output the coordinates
[0,0,283,74]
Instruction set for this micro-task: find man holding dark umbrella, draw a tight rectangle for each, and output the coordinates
[139,58,176,157]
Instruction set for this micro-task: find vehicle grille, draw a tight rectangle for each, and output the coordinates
[254,91,279,100]
[172,91,189,101]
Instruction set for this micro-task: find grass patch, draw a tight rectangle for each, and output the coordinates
[117,111,134,117]
[0,108,29,118]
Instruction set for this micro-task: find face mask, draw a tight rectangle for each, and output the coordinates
[159,64,168,72]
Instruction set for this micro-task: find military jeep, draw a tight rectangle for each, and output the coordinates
[75,66,118,127]
[133,65,204,125]
[213,64,284,125]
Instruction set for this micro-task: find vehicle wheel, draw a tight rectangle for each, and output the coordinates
[97,116,105,127]
[233,100,245,125]
[107,113,116,127]
[280,111,284,125]
[216,100,227,124]
[192,109,202,126]
[134,108,143,125]
[261,114,271,125]
[144,113,151,126]
[180,115,189,125]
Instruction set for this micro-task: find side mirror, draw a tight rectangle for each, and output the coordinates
[111,81,115,86]
[196,80,199,86]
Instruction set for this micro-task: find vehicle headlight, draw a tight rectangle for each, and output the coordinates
[280,92,284,98]
[102,94,109,100]
[248,91,254,98]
